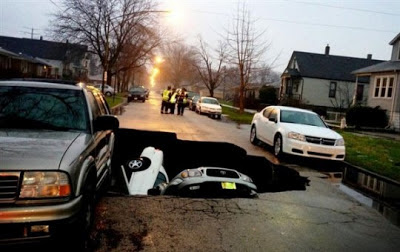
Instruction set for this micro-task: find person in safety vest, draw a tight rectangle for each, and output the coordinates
[161,86,171,114]
[177,88,188,116]
[168,88,178,114]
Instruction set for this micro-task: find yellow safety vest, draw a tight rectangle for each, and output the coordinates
[170,93,177,103]
[162,89,170,101]
[183,92,188,104]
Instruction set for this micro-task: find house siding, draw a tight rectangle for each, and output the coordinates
[393,73,400,130]
[390,40,400,61]
[302,77,362,109]
[366,73,400,130]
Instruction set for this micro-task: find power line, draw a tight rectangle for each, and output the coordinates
[287,0,400,17]
[190,9,398,34]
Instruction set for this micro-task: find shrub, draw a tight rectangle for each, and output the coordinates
[259,86,278,105]
[346,106,388,128]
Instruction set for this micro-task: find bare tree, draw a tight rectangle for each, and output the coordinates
[114,23,162,90]
[329,82,353,110]
[195,37,227,97]
[159,42,198,88]
[226,2,270,112]
[52,0,159,89]
[252,64,281,85]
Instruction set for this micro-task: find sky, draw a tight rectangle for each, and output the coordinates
[1,0,399,73]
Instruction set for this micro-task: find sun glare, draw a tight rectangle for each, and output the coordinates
[165,0,184,26]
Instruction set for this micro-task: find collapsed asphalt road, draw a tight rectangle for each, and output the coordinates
[87,94,400,251]
[87,128,400,251]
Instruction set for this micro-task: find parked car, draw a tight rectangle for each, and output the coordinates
[159,167,257,198]
[186,91,200,100]
[93,83,114,96]
[250,106,345,160]
[144,87,150,99]
[128,87,147,102]
[196,97,222,119]
[188,95,200,111]
[0,79,119,248]
[121,147,169,195]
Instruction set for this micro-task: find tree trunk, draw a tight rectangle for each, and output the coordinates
[209,88,214,97]
[239,70,245,113]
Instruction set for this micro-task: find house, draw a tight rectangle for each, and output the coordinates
[0,35,88,80]
[280,46,384,113]
[352,32,400,131]
[0,46,49,79]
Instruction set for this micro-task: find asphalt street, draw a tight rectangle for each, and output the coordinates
[90,91,400,251]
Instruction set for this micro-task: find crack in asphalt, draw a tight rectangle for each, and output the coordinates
[146,196,383,230]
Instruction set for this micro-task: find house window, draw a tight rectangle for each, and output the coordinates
[329,82,336,98]
[356,84,364,101]
[388,78,394,97]
[374,76,394,98]
[374,78,381,97]
[380,78,387,97]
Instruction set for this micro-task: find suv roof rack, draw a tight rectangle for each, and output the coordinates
[7,78,80,86]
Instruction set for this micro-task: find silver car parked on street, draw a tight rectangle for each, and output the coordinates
[0,80,119,249]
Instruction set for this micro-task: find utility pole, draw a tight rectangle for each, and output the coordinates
[21,27,40,39]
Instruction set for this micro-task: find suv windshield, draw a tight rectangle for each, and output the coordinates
[0,86,88,131]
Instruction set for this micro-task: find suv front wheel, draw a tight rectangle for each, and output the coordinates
[74,178,96,250]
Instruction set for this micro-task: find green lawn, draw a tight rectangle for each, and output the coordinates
[105,95,124,108]
[221,106,254,124]
[338,130,400,182]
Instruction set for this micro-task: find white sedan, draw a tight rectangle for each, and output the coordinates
[196,97,222,119]
[250,106,345,160]
[93,84,114,96]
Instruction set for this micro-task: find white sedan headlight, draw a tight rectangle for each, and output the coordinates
[20,171,71,198]
[288,132,306,141]
[336,138,345,146]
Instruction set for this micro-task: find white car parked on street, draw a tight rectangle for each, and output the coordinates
[93,84,114,96]
[196,97,222,119]
[250,106,345,160]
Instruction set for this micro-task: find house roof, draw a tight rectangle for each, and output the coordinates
[0,46,50,66]
[0,36,87,62]
[352,61,400,75]
[286,51,384,83]
[389,32,400,45]
[0,47,20,58]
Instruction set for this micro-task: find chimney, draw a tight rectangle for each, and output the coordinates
[325,44,330,55]
[367,54,372,60]
[40,36,43,40]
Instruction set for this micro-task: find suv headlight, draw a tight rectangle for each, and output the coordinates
[336,138,345,146]
[241,174,253,183]
[20,172,71,198]
[181,169,202,178]
[288,132,306,141]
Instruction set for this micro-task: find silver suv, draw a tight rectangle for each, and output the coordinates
[0,80,119,248]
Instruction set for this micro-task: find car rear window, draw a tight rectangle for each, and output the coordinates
[0,86,89,131]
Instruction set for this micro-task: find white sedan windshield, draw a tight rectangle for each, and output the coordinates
[280,110,326,128]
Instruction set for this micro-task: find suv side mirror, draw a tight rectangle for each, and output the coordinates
[94,115,119,132]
